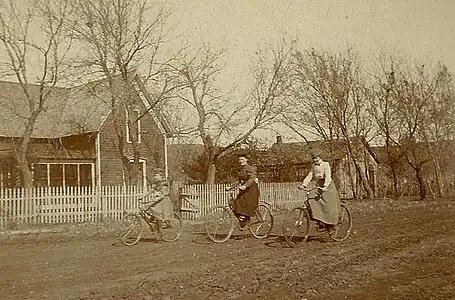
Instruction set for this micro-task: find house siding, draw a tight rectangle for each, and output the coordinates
[98,94,166,186]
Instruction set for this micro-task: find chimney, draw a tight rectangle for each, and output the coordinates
[276,135,283,144]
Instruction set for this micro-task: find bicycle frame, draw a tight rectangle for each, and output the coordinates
[137,208,158,228]
[300,186,322,208]
[226,189,270,225]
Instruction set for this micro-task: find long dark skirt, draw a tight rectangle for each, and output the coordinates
[307,179,340,225]
[233,183,259,217]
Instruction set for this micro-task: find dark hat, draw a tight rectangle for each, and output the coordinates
[237,152,249,159]
[310,149,322,159]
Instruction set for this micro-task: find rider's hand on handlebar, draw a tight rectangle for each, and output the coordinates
[298,185,307,190]
[319,186,328,192]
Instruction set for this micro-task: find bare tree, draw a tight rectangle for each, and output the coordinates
[420,64,455,197]
[66,0,180,185]
[0,0,73,187]
[369,57,405,198]
[287,48,375,200]
[372,60,454,200]
[167,43,294,184]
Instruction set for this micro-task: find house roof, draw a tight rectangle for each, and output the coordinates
[0,74,170,138]
[371,139,455,165]
[265,137,380,166]
[267,139,350,165]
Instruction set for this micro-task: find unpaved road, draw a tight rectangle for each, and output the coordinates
[1,200,454,300]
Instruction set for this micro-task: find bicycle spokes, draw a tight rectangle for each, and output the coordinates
[249,204,273,239]
[204,206,234,243]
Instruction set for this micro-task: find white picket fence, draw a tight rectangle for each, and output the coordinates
[179,182,303,220]
[0,186,144,228]
[0,183,306,228]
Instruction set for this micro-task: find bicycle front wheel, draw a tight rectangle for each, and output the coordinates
[204,205,234,243]
[249,203,274,239]
[329,203,352,242]
[283,207,310,247]
[119,213,142,246]
[158,212,183,242]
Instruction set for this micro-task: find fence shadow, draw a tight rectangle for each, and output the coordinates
[191,231,214,244]
[111,236,159,247]
[190,231,258,244]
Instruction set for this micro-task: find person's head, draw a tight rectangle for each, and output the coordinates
[310,151,323,165]
[238,153,248,166]
[153,172,165,184]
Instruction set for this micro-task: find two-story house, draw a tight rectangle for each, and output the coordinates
[0,74,171,188]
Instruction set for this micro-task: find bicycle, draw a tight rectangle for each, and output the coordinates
[119,195,183,246]
[204,187,274,243]
[283,186,352,247]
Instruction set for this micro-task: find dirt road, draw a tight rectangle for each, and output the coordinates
[1,200,454,300]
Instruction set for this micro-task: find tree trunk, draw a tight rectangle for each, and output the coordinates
[352,158,375,200]
[414,166,426,200]
[16,111,41,188]
[206,163,216,184]
[390,163,400,198]
[346,160,357,199]
[432,158,444,197]
[17,149,33,188]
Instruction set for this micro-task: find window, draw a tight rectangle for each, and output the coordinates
[0,165,20,188]
[126,107,141,144]
[32,163,94,187]
[49,164,63,186]
[65,164,78,186]
[79,164,93,186]
[32,164,48,187]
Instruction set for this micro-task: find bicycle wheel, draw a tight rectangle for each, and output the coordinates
[283,207,310,247]
[204,205,234,243]
[158,212,183,242]
[119,213,142,246]
[249,203,274,239]
[329,203,352,242]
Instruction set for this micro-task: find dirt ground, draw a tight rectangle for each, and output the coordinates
[1,200,454,300]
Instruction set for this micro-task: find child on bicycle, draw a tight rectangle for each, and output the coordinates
[299,152,340,233]
[144,173,174,222]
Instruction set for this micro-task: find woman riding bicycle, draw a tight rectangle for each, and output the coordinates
[299,152,340,233]
[228,154,260,228]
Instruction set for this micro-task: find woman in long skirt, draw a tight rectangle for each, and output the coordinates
[300,153,340,232]
[230,154,259,228]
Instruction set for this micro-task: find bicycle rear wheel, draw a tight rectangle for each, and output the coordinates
[158,212,183,242]
[329,203,352,242]
[249,203,274,239]
[204,205,234,243]
[119,213,142,246]
[283,207,310,247]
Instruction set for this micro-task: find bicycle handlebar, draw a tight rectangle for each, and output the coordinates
[225,185,240,192]
[298,186,322,192]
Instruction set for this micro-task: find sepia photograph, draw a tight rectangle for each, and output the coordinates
[0,0,454,299]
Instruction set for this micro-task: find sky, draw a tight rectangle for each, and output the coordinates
[163,0,455,144]
[166,0,454,79]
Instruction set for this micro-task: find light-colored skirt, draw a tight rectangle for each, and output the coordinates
[307,179,340,225]
[153,196,174,220]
